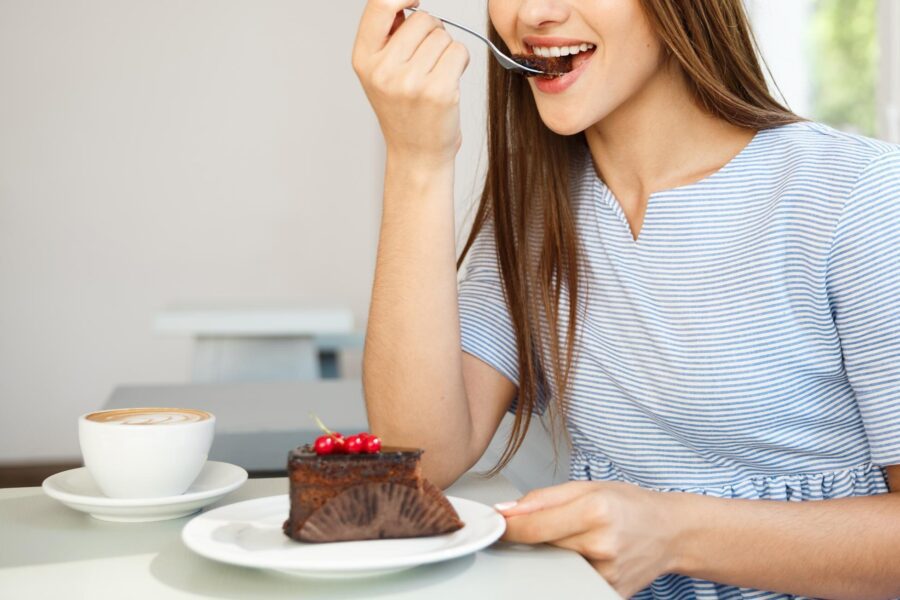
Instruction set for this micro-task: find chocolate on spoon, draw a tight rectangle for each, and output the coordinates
[511,54,574,78]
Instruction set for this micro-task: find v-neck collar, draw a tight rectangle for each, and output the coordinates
[582,128,767,245]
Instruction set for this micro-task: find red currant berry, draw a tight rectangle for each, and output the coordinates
[344,434,364,454]
[313,435,334,455]
[364,436,382,453]
[330,432,346,453]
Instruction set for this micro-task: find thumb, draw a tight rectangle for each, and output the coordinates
[494,481,594,516]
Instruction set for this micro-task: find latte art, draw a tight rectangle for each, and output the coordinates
[79,406,215,498]
[86,408,210,425]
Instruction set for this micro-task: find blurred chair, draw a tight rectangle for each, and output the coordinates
[155,308,362,381]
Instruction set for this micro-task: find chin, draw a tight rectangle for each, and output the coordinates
[534,104,599,137]
[534,91,625,137]
[543,120,585,137]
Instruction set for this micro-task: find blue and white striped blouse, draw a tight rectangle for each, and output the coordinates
[457,122,900,599]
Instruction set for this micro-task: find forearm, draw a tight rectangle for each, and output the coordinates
[363,154,472,485]
[671,487,900,598]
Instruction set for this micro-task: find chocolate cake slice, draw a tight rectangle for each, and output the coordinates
[511,54,573,78]
[283,445,464,543]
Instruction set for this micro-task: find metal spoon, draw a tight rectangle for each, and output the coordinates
[404,7,546,76]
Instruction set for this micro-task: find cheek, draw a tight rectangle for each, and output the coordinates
[592,1,664,90]
[530,93,601,136]
[488,1,517,50]
[530,78,656,138]
[531,33,665,134]
[604,19,664,76]
[597,33,665,99]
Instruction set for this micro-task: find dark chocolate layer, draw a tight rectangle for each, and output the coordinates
[296,481,464,543]
[283,445,464,543]
[284,445,423,541]
[511,54,573,78]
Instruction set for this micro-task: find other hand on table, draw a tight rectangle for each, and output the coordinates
[494,480,680,598]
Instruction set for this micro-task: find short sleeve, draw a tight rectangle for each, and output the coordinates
[826,150,900,466]
[458,221,547,416]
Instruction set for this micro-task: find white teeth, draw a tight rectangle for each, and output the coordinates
[530,43,595,58]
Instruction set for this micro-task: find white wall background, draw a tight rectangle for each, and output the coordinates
[747,0,900,143]
[0,0,490,462]
[9,2,889,466]
[745,0,814,119]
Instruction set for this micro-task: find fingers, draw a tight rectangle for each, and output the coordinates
[355,0,420,57]
[431,40,469,80]
[393,32,468,87]
[379,11,446,65]
[349,0,467,164]
[500,492,600,544]
[552,530,615,561]
[401,23,453,75]
[387,11,404,37]
[495,481,595,517]
[354,4,467,87]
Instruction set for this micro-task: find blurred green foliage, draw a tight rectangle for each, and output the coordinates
[810,0,877,135]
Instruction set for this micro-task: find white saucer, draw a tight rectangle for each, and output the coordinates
[42,461,248,522]
[182,494,506,578]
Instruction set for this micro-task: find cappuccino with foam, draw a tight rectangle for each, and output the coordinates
[85,408,210,425]
[80,407,215,499]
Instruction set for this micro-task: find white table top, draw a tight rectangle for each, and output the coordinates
[0,473,621,599]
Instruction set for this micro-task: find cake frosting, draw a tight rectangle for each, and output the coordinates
[282,445,464,543]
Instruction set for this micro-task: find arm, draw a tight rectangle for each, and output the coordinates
[663,151,897,596]
[665,149,900,595]
[671,467,900,599]
[497,468,900,598]
[365,160,515,487]
[365,154,468,487]
[352,0,515,488]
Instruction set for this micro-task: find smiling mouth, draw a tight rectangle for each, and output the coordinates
[511,43,596,79]
[511,54,572,78]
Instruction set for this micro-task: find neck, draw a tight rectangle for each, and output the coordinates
[584,63,756,199]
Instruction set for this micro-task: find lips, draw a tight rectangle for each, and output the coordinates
[515,35,597,81]
[511,53,574,78]
[531,47,595,93]
[569,47,595,71]
[522,35,595,51]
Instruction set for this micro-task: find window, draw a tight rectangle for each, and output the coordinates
[747,0,900,142]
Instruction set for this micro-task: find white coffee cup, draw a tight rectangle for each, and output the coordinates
[78,407,215,499]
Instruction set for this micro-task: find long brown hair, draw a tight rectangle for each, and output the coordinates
[460,0,803,477]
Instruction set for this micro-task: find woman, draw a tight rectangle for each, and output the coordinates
[352,0,900,597]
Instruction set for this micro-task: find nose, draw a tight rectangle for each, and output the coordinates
[518,0,571,29]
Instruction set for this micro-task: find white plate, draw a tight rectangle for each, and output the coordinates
[42,461,248,522]
[182,494,506,578]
